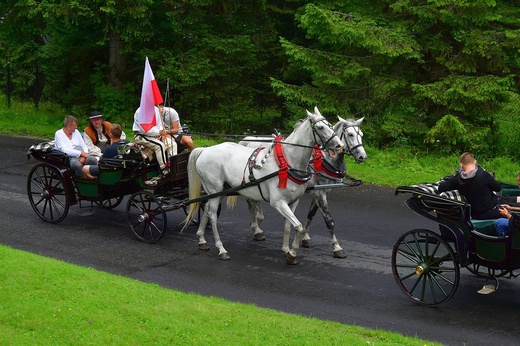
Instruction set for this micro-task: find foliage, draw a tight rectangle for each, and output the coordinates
[273,1,520,154]
[1,0,520,151]
[424,114,468,152]
[347,146,520,187]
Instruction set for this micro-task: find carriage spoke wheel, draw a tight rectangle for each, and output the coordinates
[99,196,124,209]
[27,163,69,223]
[392,229,460,305]
[126,191,166,243]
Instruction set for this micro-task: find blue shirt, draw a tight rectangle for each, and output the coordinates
[102,140,130,159]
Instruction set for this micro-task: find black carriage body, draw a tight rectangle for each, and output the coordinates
[397,186,520,271]
[27,143,191,227]
[393,185,520,305]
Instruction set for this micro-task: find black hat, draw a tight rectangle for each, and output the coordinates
[89,110,103,119]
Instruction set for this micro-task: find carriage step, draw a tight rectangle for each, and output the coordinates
[477,276,499,295]
[477,284,496,295]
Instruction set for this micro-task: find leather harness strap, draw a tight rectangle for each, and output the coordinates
[274,135,314,188]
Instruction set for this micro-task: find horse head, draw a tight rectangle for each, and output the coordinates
[336,115,366,163]
[306,107,344,158]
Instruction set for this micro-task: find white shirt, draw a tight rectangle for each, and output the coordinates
[54,128,88,158]
[162,107,182,133]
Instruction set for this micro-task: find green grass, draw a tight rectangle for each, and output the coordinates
[0,245,438,345]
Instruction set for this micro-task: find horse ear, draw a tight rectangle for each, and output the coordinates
[337,115,346,122]
[357,116,365,124]
[314,106,320,115]
[306,109,312,117]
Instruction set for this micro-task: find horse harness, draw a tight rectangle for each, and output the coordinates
[242,116,339,201]
[340,122,364,157]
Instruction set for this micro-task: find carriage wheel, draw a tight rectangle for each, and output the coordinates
[126,191,167,243]
[27,163,69,223]
[392,229,460,305]
[99,196,124,209]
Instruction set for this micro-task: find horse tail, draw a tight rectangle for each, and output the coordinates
[183,148,204,231]
[226,195,238,210]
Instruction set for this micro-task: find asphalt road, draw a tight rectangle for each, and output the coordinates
[2,135,520,345]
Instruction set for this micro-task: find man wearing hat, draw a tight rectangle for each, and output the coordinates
[83,110,126,159]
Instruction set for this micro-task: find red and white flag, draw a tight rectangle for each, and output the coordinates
[138,57,163,132]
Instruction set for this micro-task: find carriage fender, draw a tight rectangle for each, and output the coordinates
[56,165,78,205]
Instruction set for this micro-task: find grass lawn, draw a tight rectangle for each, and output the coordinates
[0,245,438,345]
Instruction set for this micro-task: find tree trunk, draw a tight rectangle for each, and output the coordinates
[108,32,126,90]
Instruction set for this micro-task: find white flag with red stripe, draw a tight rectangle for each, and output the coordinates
[138,57,163,133]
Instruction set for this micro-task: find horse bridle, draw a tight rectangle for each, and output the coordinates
[310,117,340,150]
[340,123,364,157]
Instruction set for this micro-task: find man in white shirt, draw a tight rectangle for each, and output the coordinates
[133,107,170,185]
[159,104,195,151]
[54,115,98,178]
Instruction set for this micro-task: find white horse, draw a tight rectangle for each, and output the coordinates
[184,107,344,264]
[239,116,366,258]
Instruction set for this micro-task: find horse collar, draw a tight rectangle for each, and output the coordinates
[274,135,311,188]
[311,148,344,180]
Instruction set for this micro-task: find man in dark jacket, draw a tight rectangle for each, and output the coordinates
[438,152,501,220]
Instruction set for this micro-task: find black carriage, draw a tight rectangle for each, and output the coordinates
[392,183,520,305]
[26,141,190,243]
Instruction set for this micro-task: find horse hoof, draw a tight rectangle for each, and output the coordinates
[333,250,347,259]
[219,252,231,261]
[198,243,210,251]
[301,239,313,248]
[253,233,266,241]
[285,252,300,265]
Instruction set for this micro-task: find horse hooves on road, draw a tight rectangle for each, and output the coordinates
[198,243,210,251]
[301,239,314,248]
[285,252,300,265]
[253,233,266,241]
[219,252,231,261]
[333,250,347,259]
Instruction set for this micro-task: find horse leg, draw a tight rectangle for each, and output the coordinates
[246,198,266,241]
[301,198,319,248]
[195,209,211,251]
[273,200,305,265]
[282,199,299,253]
[316,191,346,259]
[197,198,230,260]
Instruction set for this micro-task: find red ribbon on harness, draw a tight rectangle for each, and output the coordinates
[312,145,323,173]
[274,135,289,189]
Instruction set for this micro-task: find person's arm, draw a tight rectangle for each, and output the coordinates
[82,132,99,154]
[503,204,520,212]
[437,176,456,193]
[488,173,502,192]
[168,120,180,135]
[74,131,89,153]
[54,130,82,157]
[499,206,512,219]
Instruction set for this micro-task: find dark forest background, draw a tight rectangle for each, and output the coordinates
[2,0,520,159]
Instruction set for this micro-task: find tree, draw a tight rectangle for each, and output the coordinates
[272,1,520,153]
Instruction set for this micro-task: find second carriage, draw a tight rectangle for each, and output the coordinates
[392,183,520,305]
